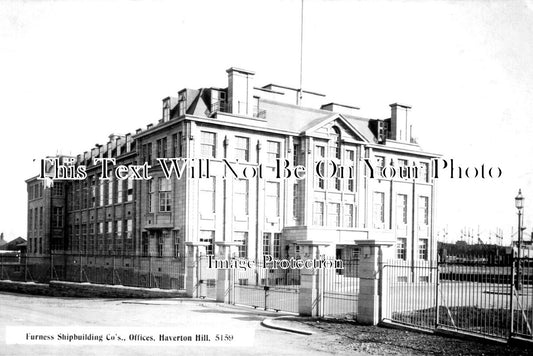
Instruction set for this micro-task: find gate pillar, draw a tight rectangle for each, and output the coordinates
[185,241,209,298]
[297,241,330,317]
[354,239,395,325]
[215,241,240,303]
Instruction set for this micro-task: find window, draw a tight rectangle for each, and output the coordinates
[107,174,113,205]
[234,232,248,258]
[34,208,37,231]
[147,180,154,213]
[265,181,280,216]
[107,221,112,235]
[419,196,429,225]
[235,136,249,162]
[127,176,133,202]
[143,143,153,165]
[201,131,216,158]
[157,234,164,257]
[177,132,183,156]
[158,178,172,212]
[328,203,340,227]
[28,210,32,235]
[157,137,167,158]
[173,230,180,258]
[126,219,132,239]
[375,156,385,171]
[162,98,170,121]
[98,222,104,235]
[313,201,324,226]
[99,180,105,206]
[292,183,299,221]
[200,230,215,255]
[397,194,408,225]
[293,144,300,166]
[315,145,325,189]
[52,182,63,196]
[419,239,428,260]
[116,220,122,238]
[178,92,187,116]
[266,141,280,169]
[172,133,178,157]
[273,233,281,258]
[329,126,341,159]
[115,179,123,204]
[344,204,354,228]
[346,149,355,192]
[200,177,215,214]
[397,238,407,260]
[262,233,271,256]
[234,179,248,216]
[142,232,149,256]
[373,192,385,229]
[52,207,63,228]
[420,162,429,182]
[39,207,43,229]
[90,178,96,207]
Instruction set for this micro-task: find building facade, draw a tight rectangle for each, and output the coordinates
[26,67,438,266]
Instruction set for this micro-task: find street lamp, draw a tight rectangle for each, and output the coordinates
[515,189,524,290]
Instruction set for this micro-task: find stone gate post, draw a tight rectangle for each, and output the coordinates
[185,241,210,298]
[215,241,240,303]
[297,241,331,317]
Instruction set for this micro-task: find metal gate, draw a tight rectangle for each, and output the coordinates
[233,263,300,313]
[320,258,359,319]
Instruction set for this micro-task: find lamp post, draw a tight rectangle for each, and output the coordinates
[515,189,524,290]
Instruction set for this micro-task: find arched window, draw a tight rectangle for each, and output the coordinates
[329,126,341,159]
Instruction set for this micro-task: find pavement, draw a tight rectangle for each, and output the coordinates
[0,291,362,356]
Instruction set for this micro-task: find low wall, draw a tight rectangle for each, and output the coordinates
[0,280,187,298]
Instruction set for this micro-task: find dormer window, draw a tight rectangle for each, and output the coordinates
[178,92,187,116]
[162,98,170,122]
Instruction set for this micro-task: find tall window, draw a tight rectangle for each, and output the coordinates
[373,192,385,229]
[420,162,429,182]
[116,220,122,238]
[200,230,214,255]
[147,180,154,213]
[397,194,408,225]
[273,233,281,258]
[172,133,178,157]
[328,203,340,227]
[265,181,280,216]
[157,234,164,257]
[143,143,153,165]
[234,179,248,216]
[201,131,216,158]
[178,92,187,116]
[315,145,325,189]
[419,239,428,260]
[117,179,123,203]
[173,230,180,258]
[99,180,105,206]
[234,232,248,258]
[157,137,167,158]
[200,177,215,214]
[126,219,132,239]
[235,136,249,162]
[262,233,271,256]
[292,183,300,221]
[266,140,280,170]
[329,126,341,159]
[397,238,407,260]
[127,176,133,202]
[159,178,172,212]
[313,201,324,226]
[344,204,354,228]
[52,207,63,228]
[419,196,429,225]
[346,149,355,192]
[39,207,43,229]
[162,98,170,121]
[107,173,113,205]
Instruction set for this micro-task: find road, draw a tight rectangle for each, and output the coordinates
[0,291,362,356]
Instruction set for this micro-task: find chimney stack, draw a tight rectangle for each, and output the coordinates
[226,67,255,116]
[389,103,412,143]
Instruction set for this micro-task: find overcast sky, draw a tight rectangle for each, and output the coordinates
[1,0,532,245]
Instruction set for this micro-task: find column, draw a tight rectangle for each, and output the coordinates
[215,241,240,303]
[355,239,394,325]
[297,241,330,317]
[185,241,210,298]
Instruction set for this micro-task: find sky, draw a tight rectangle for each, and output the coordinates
[0,0,532,245]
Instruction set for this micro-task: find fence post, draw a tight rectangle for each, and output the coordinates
[355,240,394,325]
[185,242,209,298]
[24,253,28,282]
[435,260,440,329]
[509,252,515,338]
[215,242,240,304]
[79,254,83,282]
[50,253,54,281]
[148,254,152,288]
[297,241,331,317]
[0,253,3,279]
[112,255,116,285]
